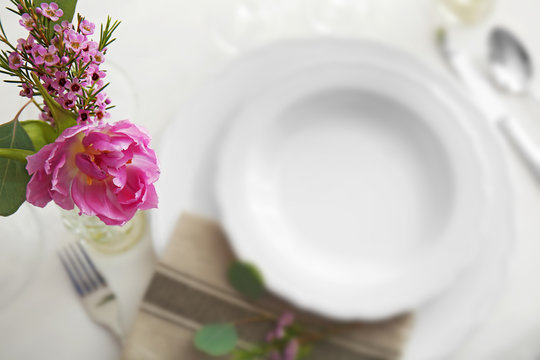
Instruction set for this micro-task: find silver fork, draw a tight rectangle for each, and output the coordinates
[59,242,124,341]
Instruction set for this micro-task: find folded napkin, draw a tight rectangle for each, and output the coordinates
[122,213,413,360]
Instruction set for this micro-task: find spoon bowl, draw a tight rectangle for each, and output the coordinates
[489,27,534,96]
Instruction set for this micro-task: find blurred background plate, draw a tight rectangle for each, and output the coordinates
[151,39,514,359]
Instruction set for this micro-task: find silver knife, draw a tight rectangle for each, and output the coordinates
[437,28,540,180]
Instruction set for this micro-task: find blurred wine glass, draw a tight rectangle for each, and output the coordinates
[209,0,279,54]
[305,0,370,35]
[439,0,496,25]
[102,59,139,123]
[0,204,42,310]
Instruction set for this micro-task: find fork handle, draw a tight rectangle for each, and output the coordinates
[95,303,124,341]
[83,295,125,342]
[103,315,125,342]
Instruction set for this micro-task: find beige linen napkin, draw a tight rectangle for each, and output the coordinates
[122,213,413,360]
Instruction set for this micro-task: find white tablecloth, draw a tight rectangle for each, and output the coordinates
[1,0,540,358]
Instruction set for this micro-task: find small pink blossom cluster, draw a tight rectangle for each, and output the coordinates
[8,2,111,124]
[266,312,300,360]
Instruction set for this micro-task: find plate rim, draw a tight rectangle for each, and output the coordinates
[150,38,515,359]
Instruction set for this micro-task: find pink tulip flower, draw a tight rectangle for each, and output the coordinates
[26,120,159,225]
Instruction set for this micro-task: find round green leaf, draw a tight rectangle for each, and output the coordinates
[227,261,265,301]
[194,323,238,356]
[0,119,34,216]
[20,120,57,151]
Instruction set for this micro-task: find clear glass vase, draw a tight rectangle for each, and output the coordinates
[60,209,146,255]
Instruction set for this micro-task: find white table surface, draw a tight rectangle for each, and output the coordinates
[1,0,540,359]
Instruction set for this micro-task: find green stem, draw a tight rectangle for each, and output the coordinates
[30,73,77,134]
[0,148,34,163]
[234,314,275,326]
[31,98,44,112]
[12,99,33,121]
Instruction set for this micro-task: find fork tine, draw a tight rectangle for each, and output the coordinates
[62,246,92,294]
[68,243,100,291]
[58,251,85,296]
[76,242,106,287]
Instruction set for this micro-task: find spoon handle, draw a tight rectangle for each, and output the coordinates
[498,116,540,179]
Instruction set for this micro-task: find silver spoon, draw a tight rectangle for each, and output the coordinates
[487,26,540,179]
[489,26,540,100]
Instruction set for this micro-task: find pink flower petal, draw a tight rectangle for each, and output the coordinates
[26,170,52,207]
[26,143,55,174]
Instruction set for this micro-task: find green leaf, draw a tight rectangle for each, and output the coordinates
[55,0,78,23]
[31,74,77,134]
[227,261,265,301]
[35,0,78,23]
[20,120,57,151]
[194,323,238,356]
[0,120,35,216]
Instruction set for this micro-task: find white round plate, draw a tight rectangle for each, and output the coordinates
[215,60,486,320]
[151,39,514,359]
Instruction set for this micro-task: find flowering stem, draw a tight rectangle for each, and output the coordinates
[12,99,33,121]
[295,324,348,346]
[31,98,44,112]
[234,314,275,326]
[0,19,8,42]
[30,73,77,133]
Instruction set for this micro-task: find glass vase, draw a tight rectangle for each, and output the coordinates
[60,208,146,255]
